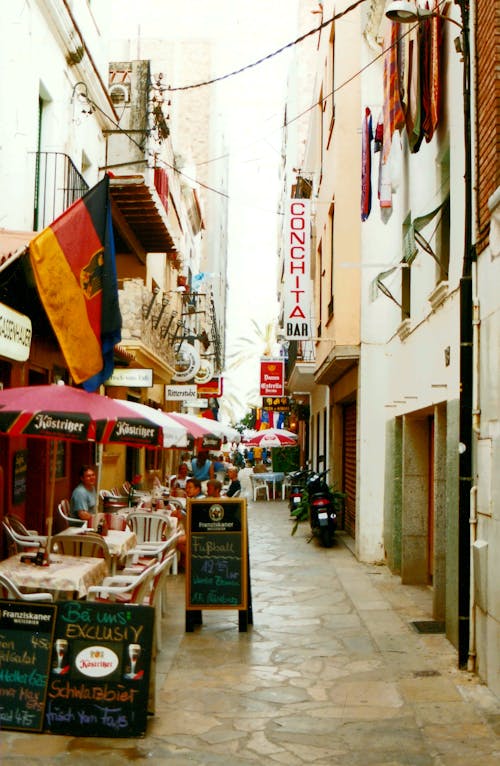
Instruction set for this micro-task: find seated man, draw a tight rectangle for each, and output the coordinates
[206,479,222,497]
[224,467,242,497]
[70,465,97,523]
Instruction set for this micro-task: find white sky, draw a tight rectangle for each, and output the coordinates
[111,0,301,421]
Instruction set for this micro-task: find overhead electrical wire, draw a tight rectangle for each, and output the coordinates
[91,2,419,213]
[165,0,368,92]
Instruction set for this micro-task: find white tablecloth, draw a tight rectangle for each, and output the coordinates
[56,528,137,573]
[0,553,107,599]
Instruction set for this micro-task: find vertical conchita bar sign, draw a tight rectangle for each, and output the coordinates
[284,199,312,339]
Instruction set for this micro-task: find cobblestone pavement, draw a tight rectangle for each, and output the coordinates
[1,498,499,764]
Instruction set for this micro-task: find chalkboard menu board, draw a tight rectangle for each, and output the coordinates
[12,449,28,505]
[0,600,57,731]
[186,498,250,631]
[44,601,154,738]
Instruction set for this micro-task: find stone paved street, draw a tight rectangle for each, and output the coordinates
[1,498,499,764]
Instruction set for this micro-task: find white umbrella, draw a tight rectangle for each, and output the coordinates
[118,400,189,448]
[170,411,241,444]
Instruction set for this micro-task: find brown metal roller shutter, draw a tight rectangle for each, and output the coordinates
[342,403,357,537]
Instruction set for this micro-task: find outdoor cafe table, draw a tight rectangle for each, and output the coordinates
[250,471,285,500]
[0,552,108,599]
[56,527,137,574]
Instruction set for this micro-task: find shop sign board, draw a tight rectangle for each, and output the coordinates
[197,376,223,397]
[0,600,154,737]
[105,368,153,387]
[45,601,154,737]
[262,396,290,412]
[283,199,313,339]
[172,343,201,382]
[185,498,251,632]
[259,360,284,397]
[165,384,198,401]
[0,302,32,361]
[0,600,57,732]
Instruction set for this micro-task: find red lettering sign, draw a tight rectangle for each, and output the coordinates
[259,360,284,397]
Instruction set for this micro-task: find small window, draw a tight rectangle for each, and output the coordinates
[436,196,450,282]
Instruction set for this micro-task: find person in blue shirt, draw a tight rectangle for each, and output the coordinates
[191,450,214,482]
[70,465,97,523]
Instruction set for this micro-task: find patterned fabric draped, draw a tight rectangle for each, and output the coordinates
[361,108,373,221]
[382,21,406,164]
[420,0,442,143]
[403,25,422,152]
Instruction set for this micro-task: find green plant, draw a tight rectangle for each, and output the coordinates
[290,488,310,536]
[272,445,300,473]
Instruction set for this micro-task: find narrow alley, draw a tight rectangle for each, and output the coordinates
[2,498,499,765]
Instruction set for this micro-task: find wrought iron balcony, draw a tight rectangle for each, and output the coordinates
[33,152,89,230]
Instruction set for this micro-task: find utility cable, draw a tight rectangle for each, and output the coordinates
[90,9,425,212]
[166,0,367,92]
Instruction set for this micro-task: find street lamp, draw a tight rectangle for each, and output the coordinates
[385,0,473,669]
[385,0,462,27]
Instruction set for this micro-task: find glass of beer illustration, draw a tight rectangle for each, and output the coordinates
[128,643,141,677]
[54,638,68,673]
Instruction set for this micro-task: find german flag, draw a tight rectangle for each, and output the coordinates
[29,175,122,390]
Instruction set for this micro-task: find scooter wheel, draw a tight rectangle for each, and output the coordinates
[320,528,335,548]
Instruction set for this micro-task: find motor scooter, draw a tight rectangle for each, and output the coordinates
[306,470,338,548]
[287,469,309,514]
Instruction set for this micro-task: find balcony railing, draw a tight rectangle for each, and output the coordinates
[33,152,89,230]
[286,339,315,378]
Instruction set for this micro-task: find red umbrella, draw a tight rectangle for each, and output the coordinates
[243,428,298,448]
[0,383,164,541]
[0,384,163,447]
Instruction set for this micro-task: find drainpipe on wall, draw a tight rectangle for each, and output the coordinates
[468,485,478,671]
[457,0,474,668]
[467,262,480,672]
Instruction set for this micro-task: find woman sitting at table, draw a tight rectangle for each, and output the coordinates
[171,462,190,497]
[70,465,97,523]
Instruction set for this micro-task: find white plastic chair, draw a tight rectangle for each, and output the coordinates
[145,551,178,647]
[125,514,182,575]
[50,532,111,571]
[2,517,47,556]
[87,562,156,605]
[126,511,171,543]
[281,475,292,500]
[0,572,53,601]
[252,477,269,502]
[58,499,86,528]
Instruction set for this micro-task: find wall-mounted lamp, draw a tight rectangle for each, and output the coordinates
[152,295,169,329]
[142,288,160,320]
[385,0,462,28]
[159,311,177,340]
